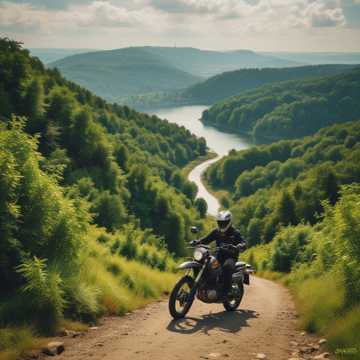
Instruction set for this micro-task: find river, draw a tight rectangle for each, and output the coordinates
[152,106,251,216]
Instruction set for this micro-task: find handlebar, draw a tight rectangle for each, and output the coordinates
[188,242,236,251]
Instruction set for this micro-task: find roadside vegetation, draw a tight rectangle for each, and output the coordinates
[242,185,360,359]
[205,120,360,357]
[0,38,210,358]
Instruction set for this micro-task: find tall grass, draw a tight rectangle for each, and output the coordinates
[0,228,178,357]
[242,186,360,356]
[0,327,41,360]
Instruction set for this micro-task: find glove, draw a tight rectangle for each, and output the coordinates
[227,244,237,251]
[237,243,247,253]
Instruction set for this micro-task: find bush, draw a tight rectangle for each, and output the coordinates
[0,327,36,360]
[16,257,65,334]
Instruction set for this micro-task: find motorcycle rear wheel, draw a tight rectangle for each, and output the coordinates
[169,275,195,319]
[223,282,244,311]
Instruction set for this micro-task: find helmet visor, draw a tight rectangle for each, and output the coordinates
[217,219,230,230]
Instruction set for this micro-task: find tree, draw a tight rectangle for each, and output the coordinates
[277,191,297,226]
[23,79,45,132]
[93,191,127,232]
[195,198,207,218]
[114,144,129,171]
[318,168,339,205]
[247,218,263,247]
[183,182,197,202]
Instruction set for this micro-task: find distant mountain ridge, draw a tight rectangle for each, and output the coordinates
[50,47,202,100]
[264,52,360,65]
[30,48,96,64]
[138,47,300,77]
[122,64,357,110]
[49,46,300,101]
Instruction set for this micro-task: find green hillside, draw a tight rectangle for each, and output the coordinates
[141,47,299,77]
[202,68,360,142]
[123,64,356,110]
[0,38,211,355]
[50,47,202,100]
[205,121,360,357]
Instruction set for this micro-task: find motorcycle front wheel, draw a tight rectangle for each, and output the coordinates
[169,275,195,319]
[223,282,244,311]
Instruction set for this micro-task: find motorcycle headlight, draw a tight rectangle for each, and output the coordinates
[194,249,203,262]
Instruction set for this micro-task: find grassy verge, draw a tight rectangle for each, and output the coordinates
[0,230,178,359]
[181,151,218,178]
[243,247,360,360]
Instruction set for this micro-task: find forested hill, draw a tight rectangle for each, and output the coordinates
[205,121,360,352]
[122,64,356,110]
[49,46,299,103]
[201,68,360,142]
[138,47,299,77]
[0,38,209,342]
[49,47,202,100]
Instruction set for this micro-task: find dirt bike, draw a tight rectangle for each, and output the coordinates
[168,227,254,319]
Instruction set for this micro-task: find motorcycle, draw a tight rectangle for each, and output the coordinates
[168,227,254,319]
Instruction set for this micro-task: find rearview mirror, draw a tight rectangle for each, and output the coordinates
[190,226,199,234]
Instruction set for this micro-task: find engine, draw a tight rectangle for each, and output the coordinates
[197,287,219,303]
[196,256,222,303]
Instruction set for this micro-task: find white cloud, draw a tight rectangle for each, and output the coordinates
[0,0,357,50]
[70,1,140,27]
[0,2,48,31]
[304,0,345,27]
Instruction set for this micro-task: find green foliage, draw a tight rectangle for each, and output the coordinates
[0,37,207,258]
[203,68,360,142]
[242,186,360,353]
[195,198,208,218]
[0,118,86,292]
[16,257,65,334]
[92,191,127,232]
[0,38,203,340]
[0,327,36,360]
[207,121,360,245]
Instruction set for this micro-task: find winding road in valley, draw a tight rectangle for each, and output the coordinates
[153,105,251,216]
[53,106,331,360]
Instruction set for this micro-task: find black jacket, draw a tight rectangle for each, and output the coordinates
[199,226,246,260]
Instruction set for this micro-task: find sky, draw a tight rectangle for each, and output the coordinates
[0,0,360,52]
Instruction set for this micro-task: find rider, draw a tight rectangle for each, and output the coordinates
[195,210,246,297]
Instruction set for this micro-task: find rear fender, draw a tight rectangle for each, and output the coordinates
[178,261,202,270]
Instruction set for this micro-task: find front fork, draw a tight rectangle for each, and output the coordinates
[188,262,207,299]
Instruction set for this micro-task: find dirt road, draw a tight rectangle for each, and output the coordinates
[54,276,331,360]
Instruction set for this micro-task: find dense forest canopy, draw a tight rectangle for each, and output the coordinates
[0,38,211,340]
[123,64,357,111]
[201,68,360,142]
[206,121,360,241]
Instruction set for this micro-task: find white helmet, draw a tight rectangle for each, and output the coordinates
[216,210,232,233]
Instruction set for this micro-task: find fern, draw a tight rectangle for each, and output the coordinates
[16,257,65,333]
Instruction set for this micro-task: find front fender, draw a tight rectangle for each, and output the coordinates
[178,261,202,270]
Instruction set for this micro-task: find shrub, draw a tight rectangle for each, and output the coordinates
[16,257,65,334]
